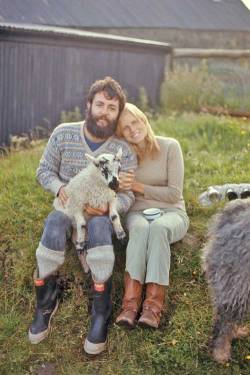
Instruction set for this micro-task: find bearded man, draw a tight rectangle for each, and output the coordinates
[28,77,137,355]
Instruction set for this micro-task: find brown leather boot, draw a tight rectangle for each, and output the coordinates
[138,283,166,328]
[116,272,142,329]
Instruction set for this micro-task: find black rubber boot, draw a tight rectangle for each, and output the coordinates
[28,272,59,344]
[84,277,112,355]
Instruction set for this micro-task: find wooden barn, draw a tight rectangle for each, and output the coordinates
[0,23,171,146]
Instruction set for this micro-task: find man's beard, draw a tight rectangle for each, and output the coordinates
[85,108,117,140]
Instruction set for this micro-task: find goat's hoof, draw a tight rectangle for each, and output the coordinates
[212,346,231,364]
[76,250,89,274]
[233,325,250,338]
[116,231,126,240]
[76,241,86,251]
[79,257,90,274]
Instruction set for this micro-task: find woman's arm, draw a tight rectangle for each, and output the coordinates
[119,140,184,203]
[143,140,184,203]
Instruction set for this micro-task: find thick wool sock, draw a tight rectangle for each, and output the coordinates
[86,245,114,283]
[36,242,65,279]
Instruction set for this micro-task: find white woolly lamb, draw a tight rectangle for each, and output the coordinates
[53,148,126,266]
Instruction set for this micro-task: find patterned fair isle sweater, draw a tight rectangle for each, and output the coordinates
[36,121,138,215]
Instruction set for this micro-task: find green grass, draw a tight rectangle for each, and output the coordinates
[1,113,250,374]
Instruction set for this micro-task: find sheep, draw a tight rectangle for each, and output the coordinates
[53,148,126,270]
[202,198,250,364]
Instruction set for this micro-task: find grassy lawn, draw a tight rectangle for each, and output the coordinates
[1,113,250,374]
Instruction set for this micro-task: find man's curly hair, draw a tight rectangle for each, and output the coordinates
[87,76,126,114]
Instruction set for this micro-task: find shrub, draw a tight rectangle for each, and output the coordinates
[137,86,150,113]
[160,62,225,113]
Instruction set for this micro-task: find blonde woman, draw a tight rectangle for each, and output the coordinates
[116,103,189,329]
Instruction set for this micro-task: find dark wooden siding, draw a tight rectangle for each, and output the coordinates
[0,28,170,145]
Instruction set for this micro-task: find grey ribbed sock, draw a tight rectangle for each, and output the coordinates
[36,242,65,279]
[86,245,114,283]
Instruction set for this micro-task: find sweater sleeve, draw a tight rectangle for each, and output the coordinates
[116,142,137,214]
[36,128,65,196]
[143,140,184,203]
[116,191,135,215]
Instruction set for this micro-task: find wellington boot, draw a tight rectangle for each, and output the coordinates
[84,277,112,355]
[28,272,58,344]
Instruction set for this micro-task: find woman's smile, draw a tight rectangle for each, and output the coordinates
[120,112,147,144]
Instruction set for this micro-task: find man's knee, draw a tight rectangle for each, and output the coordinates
[41,210,72,251]
[87,216,113,247]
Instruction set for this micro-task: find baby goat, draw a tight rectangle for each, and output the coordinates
[53,148,126,253]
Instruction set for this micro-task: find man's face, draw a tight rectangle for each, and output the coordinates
[85,91,120,139]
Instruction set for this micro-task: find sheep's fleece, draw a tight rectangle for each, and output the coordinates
[53,148,126,257]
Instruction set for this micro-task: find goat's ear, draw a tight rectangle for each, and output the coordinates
[116,147,123,160]
[85,153,96,164]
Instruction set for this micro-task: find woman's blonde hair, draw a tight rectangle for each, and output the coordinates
[116,103,159,163]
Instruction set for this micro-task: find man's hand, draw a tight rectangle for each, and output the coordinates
[85,204,109,216]
[58,186,68,206]
[119,170,135,191]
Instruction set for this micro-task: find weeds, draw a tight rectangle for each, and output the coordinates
[161,61,250,114]
[160,62,224,113]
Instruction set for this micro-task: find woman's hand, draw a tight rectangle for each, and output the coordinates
[58,186,68,206]
[119,170,135,191]
[85,204,109,216]
[119,170,144,194]
[131,181,144,194]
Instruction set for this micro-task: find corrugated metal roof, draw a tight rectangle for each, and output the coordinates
[0,0,249,31]
[0,23,171,52]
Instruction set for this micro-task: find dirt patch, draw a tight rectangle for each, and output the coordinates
[182,232,202,248]
[36,362,56,375]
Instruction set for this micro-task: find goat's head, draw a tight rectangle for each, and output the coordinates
[85,148,122,191]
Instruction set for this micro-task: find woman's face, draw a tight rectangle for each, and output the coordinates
[119,112,147,145]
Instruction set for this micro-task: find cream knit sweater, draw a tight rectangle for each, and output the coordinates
[130,136,186,212]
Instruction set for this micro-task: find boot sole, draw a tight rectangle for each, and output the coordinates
[84,338,107,355]
[28,299,59,344]
[138,319,158,329]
